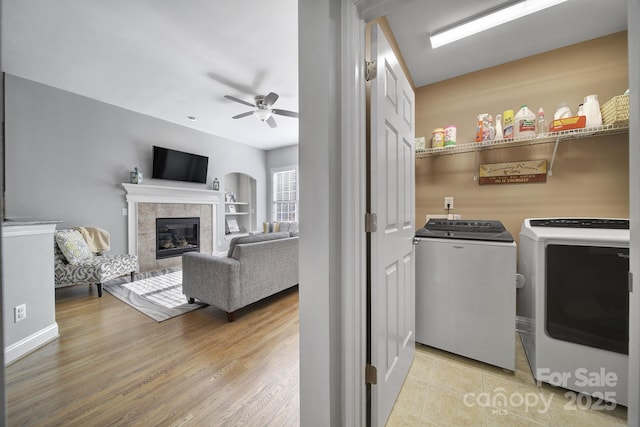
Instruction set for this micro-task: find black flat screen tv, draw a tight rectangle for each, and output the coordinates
[152,146,209,184]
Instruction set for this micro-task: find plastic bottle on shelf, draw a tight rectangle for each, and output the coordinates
[475,114,487,142]
[514,105,536,138]
[487,114,496,141]
[444,125,457,147]
[554,103,573,120]
[432,128,444,148]
[503,109,514,139]
[495,114,504,140]
[583,94,602,128]
[536,107,547,135]
[482,115,491,141]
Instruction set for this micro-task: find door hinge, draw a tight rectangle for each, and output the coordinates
[365,60,377,81]
[365,364,378,385]
[630,272,634,292]
[365,213,377,233]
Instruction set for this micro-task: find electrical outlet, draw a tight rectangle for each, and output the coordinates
[14,304,26,323]
[444,196,454,210]
[121,207,128,216]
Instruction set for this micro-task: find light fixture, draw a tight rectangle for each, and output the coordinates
[429,0,568,49]
[254,108,272,121]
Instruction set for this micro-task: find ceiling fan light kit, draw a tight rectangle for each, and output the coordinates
[429,0,569,49]
[254,108,272,121]
[224,92,299,128]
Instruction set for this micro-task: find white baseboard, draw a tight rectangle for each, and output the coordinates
[4,323,60,365]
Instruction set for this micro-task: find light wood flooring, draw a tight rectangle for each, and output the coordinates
[6,283,631,427]
[388,338,628,427]
[6,284,300,426]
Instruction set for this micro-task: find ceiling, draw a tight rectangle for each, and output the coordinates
[2,1,628,151]
[385,0,628,88]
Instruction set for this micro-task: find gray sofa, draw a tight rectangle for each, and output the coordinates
[182,231,298,321]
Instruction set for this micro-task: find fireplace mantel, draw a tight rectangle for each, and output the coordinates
[122,184,222,268]
[122,183,223,204]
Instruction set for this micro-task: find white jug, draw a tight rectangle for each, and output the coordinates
[583,94,602,128]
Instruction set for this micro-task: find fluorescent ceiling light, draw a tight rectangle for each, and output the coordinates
[430,0,568,49]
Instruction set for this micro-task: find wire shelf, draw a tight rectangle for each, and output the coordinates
[415,122,629,159]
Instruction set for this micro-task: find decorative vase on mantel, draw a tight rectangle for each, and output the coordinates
[130,167,143,184]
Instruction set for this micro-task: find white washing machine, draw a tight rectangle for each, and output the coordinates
[414,219,516,371]
[518,218,629,406]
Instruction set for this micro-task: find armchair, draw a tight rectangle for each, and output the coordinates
[54,228,138,297]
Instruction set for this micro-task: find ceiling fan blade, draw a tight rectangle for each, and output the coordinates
[232,111,254,119]
[264,92,279,107]
[266,116,278,128]
[225,95,255,108]
[272,109,299,118]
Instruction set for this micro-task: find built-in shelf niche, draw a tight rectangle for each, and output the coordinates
[224,172,257,239]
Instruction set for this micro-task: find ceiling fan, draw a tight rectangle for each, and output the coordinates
[224,92,299,128]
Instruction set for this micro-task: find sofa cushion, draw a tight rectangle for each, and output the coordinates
[55,229,94,264]
[276,221,299,233]
[227,231,290,257]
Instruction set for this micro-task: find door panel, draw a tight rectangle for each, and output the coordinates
[369,22,415,427]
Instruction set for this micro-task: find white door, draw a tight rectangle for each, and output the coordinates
[368,22,416,427]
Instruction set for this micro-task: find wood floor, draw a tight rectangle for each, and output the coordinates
[6,284,300,426]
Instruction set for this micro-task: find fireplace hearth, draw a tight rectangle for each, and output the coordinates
[156,217,200,259]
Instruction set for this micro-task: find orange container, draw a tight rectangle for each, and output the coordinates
[550,115,586,132]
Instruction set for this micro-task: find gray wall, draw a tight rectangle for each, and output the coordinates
[266,144,298,222]
[0,0,7,419]
[4,74,269,254]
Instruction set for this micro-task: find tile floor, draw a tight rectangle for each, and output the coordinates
[387,335,627,426]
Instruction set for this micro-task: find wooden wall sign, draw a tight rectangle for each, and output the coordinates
[479,160,547,185]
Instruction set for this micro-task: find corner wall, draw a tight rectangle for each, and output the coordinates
[415,32,629,242]
[4,75,268,254]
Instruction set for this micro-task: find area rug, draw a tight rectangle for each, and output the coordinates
[103,268,206,322]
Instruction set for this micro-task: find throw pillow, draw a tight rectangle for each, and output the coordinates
[263,222,285,233]
[55,229,93,264]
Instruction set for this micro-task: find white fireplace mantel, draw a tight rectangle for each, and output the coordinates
[122,183,223,205]
[122,183,223,257]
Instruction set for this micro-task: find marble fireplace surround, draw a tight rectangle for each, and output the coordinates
[122,183,222,272]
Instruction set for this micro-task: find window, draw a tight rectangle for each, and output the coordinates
[272,167,298,222]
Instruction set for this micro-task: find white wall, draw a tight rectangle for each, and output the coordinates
[627,0,640,424]
[299,0,344,424]
[4,74,268,254]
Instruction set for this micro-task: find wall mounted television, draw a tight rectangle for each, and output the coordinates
[152,146,209,184]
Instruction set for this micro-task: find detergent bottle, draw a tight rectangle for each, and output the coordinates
[503,109,514,139]
[514,105,536,138]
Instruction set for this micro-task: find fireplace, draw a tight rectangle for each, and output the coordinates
[156,217,200,259]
